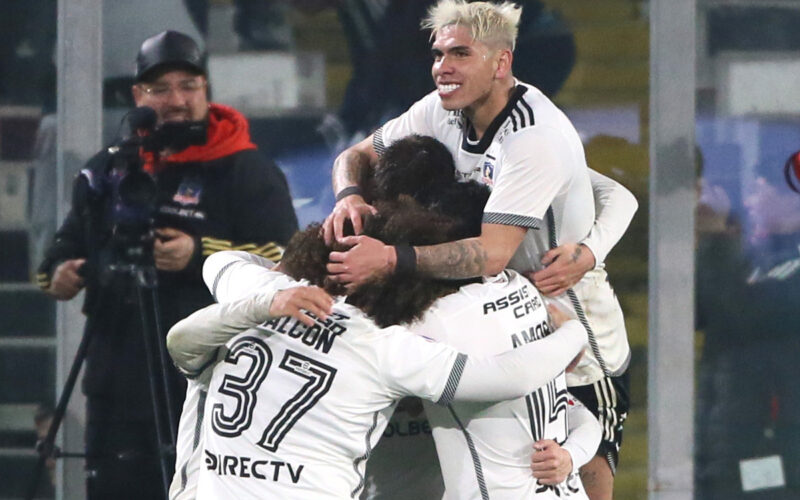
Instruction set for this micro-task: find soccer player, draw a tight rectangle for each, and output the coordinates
[323,2,636,497]
[358,135,601,499]
[168,253,332,500]
[166,198,589,499]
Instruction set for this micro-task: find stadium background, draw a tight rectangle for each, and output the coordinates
[0,0,798,498]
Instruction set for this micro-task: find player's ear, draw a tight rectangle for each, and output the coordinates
[494,49,512,79]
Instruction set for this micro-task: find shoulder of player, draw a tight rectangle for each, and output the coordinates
[420,275,517,318]
[499,117,566,150]
[498,85,573,139]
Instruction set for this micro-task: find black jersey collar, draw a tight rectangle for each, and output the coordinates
[461,85,528,154]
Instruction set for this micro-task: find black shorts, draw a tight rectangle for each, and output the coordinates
[569,369,630,474]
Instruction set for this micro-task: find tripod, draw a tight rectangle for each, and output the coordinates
[26,262,179,500]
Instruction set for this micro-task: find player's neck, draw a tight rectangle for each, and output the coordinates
[464,80,515,140]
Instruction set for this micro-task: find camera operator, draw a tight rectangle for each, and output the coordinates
[36,30,298,499]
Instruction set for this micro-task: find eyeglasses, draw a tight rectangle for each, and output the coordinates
[139,80,206,99]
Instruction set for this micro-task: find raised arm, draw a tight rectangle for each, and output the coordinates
[322,135,380,245]
[531,169,638,296]
[168,251,333,376]
[582,169,639,264]
[328,222,526,287]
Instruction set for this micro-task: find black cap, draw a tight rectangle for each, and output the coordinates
[136,31,206,82]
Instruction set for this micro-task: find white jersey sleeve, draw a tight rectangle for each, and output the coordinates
[560,394,603,472]
[580,170,639,267]
[375,326,463,403]
[373,91,439,155]
[203,250,279,302]
[375,316,586,406]
[450,319,586,403]
[167,251,298,377]
[483,130,573,228]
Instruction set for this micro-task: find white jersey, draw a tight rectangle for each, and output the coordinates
[170,253,284,500]
[195,299,461,500]
[415,271,591,499]
[167,251,587,500]
[375,82,630,385]
[170,379,206,500]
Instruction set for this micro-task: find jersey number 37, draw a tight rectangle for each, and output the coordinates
[211,336,338,452]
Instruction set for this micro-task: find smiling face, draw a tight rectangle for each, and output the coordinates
[431,24,512,119]
[132,69,209,125]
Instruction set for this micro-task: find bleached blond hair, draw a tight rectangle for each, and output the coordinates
[421,0,522,51]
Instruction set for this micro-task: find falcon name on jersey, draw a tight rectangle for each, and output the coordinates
[260,310,349,354]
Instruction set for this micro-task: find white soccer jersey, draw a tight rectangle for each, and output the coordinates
[170,252,284,500]
[195,304,462,500]
[170,379,206,500]
[167,251,587,500]
[374,82,630,386]
[414,270,594,499]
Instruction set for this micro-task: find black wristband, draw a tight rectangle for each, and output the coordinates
[394,244,417,275]
[335,186,363,202]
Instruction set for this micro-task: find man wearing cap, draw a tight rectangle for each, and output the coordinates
[37,30,298,499]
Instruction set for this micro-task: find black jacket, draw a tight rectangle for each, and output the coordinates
[38,141,298,419]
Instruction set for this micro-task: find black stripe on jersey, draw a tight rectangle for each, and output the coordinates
[524,392,537,442]
[447,405,490,500]
[461,85,529,154]
[510,108,520,132]
[436,353,468,405]
[211,260,238,302]
[351,411,381,498]
[483,212,542,229]
[177,388,208,496]
[533,390,546,441]
[518,97,536,127]
[566,290,608,375]
[545,207,609,375]
[373,127,386,156]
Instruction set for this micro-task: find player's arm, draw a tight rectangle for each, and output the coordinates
[167,285,332,376]
[531,396,602,485]
[329,223,525,287]
[168,251,333,376]
[329,132,567,285]
[532,169,638,296]
[322,135,380,245]
[440,318,586,404]
[202,250,281,303]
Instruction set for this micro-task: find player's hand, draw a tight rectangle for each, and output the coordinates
[46,258,86,300]
[531,439,573,485]
[327,235,395,290]
[322,194,377,245]
[154,228,195,271]
[270,286,334,327]
[530,243,595,297]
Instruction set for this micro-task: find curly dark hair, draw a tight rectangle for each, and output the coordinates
[281,185,489,327]
[282,134,491,327]
[367,134,456,205]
